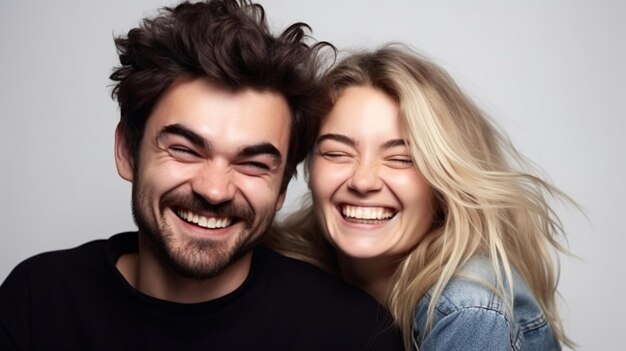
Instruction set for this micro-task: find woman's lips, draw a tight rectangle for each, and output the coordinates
[339,204,397,223]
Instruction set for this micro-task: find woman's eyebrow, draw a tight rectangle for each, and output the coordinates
[316,133,356,147]
[381,139,407,149]
[317,134,406,150]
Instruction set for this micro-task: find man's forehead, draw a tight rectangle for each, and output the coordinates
[146,78,292,151]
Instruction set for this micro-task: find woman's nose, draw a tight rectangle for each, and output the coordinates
[346,162,383,195]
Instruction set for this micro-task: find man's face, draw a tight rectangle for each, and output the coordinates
[116,78,290,280]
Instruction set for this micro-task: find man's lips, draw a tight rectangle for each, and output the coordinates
[175,209,234,229]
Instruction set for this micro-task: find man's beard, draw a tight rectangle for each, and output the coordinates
[131,183,277,280]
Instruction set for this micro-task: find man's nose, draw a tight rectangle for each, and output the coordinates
[190,161,236,204]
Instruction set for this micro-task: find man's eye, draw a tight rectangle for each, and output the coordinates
[236,161,272,176]
[242,161,270,171]
[171,146,192,153]
[169,146,199,160]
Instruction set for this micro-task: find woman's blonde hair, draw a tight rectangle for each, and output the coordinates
[266,44,574,350]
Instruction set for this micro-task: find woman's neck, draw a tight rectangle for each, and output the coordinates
[337,254,399,306]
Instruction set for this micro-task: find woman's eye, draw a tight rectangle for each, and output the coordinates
[387,157,414,168]
[319,151,351,161]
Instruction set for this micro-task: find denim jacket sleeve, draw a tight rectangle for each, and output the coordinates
[420,306,511,351]
[413,257,561,351]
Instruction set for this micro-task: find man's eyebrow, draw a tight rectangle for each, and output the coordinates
[240,143,282,165]
[316,133,356,147]
[157,124,209,150]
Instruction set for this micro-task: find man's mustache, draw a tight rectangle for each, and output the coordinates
[160,191,255,227]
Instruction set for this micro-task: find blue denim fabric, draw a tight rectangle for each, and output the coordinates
[413,257,561,350]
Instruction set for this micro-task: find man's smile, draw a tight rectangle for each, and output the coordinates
[176,209,234,229]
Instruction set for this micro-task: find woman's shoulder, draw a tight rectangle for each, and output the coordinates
[413,256,559,350]
[420,256,540,315]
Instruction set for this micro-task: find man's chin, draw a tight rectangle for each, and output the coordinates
[161,239,255,280]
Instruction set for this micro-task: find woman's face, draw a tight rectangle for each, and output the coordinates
[309,86,435,259]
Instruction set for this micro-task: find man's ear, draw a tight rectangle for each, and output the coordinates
[114,123,134,182]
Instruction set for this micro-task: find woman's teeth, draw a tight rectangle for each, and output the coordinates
[341,205,395,220]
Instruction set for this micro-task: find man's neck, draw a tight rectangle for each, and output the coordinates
[116,242,253,304]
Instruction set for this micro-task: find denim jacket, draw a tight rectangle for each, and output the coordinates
[413,257,561,351]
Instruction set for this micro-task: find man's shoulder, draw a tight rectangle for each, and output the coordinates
[256,247,337,281]
[3,232,133,284]
[257,247,371,300]
[253,247,392,320]
[251,247,402,350]
[13,239,104,272]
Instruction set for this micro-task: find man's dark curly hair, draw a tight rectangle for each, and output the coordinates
[110,0,333,192]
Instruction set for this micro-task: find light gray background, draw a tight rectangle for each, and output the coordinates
[1,1,623,349]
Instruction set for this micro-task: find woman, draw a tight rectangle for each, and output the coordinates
[267,45,574,350]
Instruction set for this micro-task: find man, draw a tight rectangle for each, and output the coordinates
[0,1,402,350]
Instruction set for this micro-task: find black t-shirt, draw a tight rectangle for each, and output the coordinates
[0,232,402,350]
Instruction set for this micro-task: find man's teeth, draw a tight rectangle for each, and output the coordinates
[342,205,395,220]
[177,210,232,229]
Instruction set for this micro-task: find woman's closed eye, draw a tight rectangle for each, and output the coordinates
[386,156,414,168]
[319,150,353,162]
